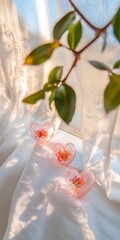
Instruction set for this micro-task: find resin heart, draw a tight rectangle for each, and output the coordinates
[64,169,95,198]
[30,122,55,144]
[53,143,76,166]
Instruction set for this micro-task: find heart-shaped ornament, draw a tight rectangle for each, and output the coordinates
[64,169,95,198]
[53,143,76,166]
[30,122,55,144]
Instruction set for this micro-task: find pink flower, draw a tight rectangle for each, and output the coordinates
[56,149,70,161]
[35,129,48,138]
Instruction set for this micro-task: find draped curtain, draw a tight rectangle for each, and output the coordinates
[0,0,120,239]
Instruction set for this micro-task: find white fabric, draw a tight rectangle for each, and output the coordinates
[1,130,120,240]
[0,0,120,239]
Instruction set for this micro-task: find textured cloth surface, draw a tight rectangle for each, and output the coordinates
[1,1,120,239]
[1,130,120,240]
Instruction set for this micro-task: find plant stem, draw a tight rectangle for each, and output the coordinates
[68,0,99,31]
[62,18,112,82]
[62,56,78,83]
[59,43,76,53]
[78,19,112,54]
[101,19,112,31]
[78,35,99,54]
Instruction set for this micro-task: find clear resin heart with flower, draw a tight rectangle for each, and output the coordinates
[53,143,76,166]
[30,122,55,144]
[64,169,95,198]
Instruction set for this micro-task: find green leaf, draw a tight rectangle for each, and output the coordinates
[104,73,120,113]
[23,90,45,104]
[113,59,120,69]
[67,20,82,49]
[53,11,76,40]
[101,31,107,52]
[55,84,76,124]
[113,8,120,42]
[24,42,60,65]
[49,92,55,109]
[43,82,56,92]
[89,61,111,71]
[48,66,63,83]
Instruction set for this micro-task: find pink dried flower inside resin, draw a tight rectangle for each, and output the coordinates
[30,122,55,144]
[71,176,86,194]
[53,143,76,166]
[65,169,95,198]
[56,149,70,161]
[35,129,48,138]
[72,176,85,187]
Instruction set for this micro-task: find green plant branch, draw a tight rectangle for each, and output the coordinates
[78,35,99,54]
[23,5,120,122]
[62,18,112,83]
[60,18,112,60]
[78,20,112,55]
[62,56,78,83]
[68,0,99,32]
[59,42,76,53]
